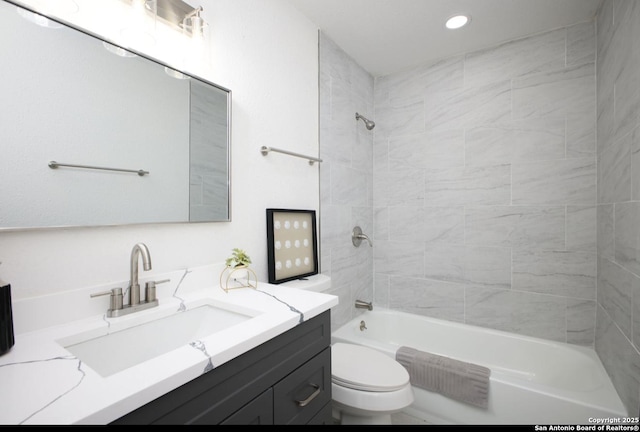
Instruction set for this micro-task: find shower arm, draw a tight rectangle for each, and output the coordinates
[355,112,375,130]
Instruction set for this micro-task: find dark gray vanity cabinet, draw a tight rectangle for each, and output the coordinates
[112,310,332,425]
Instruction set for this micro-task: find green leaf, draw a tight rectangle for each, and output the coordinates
[226,248,252,267]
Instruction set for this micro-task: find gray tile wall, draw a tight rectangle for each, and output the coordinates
[595,0,640,417]
[373,21,598,345]
[319,33,375,331]
[319,3,640,417]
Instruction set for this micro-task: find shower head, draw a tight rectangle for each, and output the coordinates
[355,112,375,130]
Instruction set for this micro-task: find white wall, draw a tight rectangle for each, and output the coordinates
[1,0,320,300]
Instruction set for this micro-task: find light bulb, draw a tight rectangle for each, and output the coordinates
[445,15,470,30]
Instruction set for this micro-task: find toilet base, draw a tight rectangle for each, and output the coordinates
[332,400,397,425]
[331,381,413,425]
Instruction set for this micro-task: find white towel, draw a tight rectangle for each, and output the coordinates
[396,346,491,409]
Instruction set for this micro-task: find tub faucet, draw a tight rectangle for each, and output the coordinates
[355,299,373,311]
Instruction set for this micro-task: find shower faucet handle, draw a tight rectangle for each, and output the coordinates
[352,226,373,247]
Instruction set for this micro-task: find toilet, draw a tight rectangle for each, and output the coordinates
[331,342,414,425]
[280,274,414,425]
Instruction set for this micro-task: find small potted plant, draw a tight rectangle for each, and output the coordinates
[225,248,252,269]
[221,248,257,292]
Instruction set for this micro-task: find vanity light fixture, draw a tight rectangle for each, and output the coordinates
[445,14,470,30]
[181,6,205,40]
[123,0,207,38]
[121,0,209,77]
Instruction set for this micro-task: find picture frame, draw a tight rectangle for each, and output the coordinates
[266,208,318,284]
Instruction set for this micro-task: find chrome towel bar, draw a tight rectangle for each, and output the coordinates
[48,161,149,176]
[260,146,323,165]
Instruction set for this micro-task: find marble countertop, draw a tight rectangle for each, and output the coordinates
[0,265,337,425]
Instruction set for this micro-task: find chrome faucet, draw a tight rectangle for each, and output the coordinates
[129,242,151,306]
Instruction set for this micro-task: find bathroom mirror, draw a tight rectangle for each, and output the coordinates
[0,0,231,229]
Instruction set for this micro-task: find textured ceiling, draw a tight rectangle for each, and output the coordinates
[285,0,603,77]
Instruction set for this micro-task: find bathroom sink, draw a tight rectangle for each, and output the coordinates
[58,304,256,377]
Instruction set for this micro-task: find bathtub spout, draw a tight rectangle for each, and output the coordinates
[355,299,373,311]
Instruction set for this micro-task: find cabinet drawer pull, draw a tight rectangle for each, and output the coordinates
[295,383,320,407]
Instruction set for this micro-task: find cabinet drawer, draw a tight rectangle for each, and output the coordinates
[273,347,331,425]
[220,389,273,425]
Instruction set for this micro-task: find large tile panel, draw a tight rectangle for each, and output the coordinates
[388,275,465,322]
[465,206,565,250]
[598,257,636,339]
[512,158,596,205]
[615,202,640,276]
[424,164,511,206]
[512,250,596,299]
[464,28,565,88]
[512,63,595,120]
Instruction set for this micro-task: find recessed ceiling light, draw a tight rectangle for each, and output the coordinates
[445,14,470,30]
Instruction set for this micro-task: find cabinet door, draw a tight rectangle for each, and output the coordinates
[308,402,334,425]
[220,389,273,425]
[273,347,331,425]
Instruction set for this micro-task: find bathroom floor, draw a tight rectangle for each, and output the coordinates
[391,411,432,425]
[332,411,432,426]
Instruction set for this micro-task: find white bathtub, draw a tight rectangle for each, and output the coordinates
[331,308,629,425]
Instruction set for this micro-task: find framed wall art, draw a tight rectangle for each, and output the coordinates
[266,208,318,284]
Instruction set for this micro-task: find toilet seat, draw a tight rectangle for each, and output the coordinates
[332,343,410,392]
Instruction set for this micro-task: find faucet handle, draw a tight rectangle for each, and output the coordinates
[91,287,124,312]
[352,226,373,247]
[145,279,170,303]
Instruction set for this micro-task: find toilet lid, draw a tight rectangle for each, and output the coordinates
[331,343,410,392]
